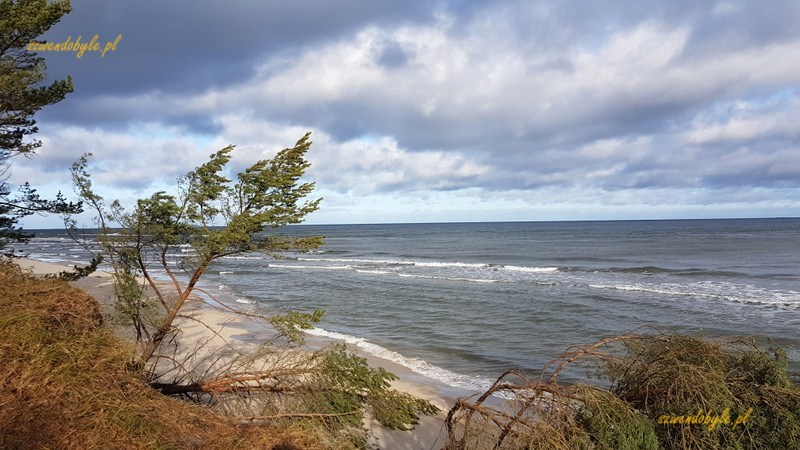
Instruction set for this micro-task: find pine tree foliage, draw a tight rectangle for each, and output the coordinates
[70,133,324,366]
[0,0,79,255]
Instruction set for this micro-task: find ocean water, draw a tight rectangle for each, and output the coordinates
[19,219,800,394]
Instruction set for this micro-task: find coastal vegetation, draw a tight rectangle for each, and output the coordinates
[68,134,325,366]
[65,134,439,444]
[0,260,349,448]
[0,0,81,256]
[444,331,800,449]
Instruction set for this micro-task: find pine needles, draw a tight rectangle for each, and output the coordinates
[445,331,800,449]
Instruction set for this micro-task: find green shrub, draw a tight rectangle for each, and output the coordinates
[445,332,800,449]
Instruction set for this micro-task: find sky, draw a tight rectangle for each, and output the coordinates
[10,0,800,227]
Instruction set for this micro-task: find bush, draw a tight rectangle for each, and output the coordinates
[445,332,800,449]
[606,334,800,449]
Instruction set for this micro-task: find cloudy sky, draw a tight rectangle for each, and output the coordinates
[12,0,800,227]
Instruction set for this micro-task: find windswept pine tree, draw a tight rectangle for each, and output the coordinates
[71,135,438,441]
[0,0,80,255]
[71,133,324,364]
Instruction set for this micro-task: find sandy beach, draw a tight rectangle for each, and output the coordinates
[16,257,451,449]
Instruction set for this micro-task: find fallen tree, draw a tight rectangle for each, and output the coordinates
[444,331,800,449]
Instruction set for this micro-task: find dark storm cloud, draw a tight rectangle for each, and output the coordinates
[36,0,432,125]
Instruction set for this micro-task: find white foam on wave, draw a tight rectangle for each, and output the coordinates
[292,257,564,277]
[35,236,75,243]
[305,327,494,393]
[415,261,488,268]
[219,271,234,275]
[398,273,498,283]
[355,269,392,275]
[297,256,490,269]
[222,255,264,260]
[269,264,352,271]
[235,298,254,304]
[298,257,411,265]
[589,281,800,307]
[504,265,559,273]
[274,259,503,282]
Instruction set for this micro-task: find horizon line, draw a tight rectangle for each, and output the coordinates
[22,216,800,231]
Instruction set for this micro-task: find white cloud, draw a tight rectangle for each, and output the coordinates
[685,95,800,144]
[207,115,491,193]
[9,124,216,191]
[311,135,489,192]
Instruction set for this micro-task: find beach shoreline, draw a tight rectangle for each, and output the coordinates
[15,257,453,449]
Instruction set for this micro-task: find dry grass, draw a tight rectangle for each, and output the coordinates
[445,331,800,449]
[0,260,351,449]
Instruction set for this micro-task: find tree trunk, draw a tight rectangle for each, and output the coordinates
[135,266,206,371]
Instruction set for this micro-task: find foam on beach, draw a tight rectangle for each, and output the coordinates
[305,326,495,393]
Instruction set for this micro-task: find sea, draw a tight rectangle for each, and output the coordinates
[16,218,800,396]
